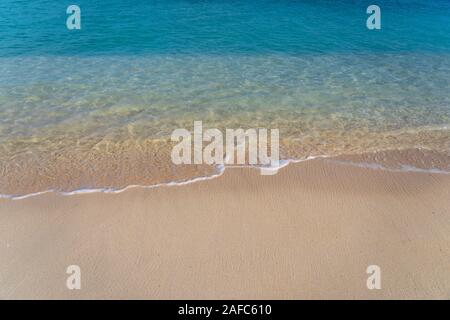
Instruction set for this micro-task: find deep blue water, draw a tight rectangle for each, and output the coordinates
[1,0,450,56]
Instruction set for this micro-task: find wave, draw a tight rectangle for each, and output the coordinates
[1,150,449,201]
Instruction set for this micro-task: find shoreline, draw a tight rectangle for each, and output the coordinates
[1,158,449,299]
[1,148,449,200]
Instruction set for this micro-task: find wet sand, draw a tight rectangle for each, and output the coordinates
[0,159,449,299]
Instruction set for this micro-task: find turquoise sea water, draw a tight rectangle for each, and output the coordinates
[2,0,450,55]
[0,0,449,194]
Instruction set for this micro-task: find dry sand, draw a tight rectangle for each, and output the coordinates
[0,159,449,299]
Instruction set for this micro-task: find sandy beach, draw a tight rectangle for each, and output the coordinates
[0,158,449,299]
[2,0,450,303]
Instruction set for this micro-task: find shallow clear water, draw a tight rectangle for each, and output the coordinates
[0,0,449,195]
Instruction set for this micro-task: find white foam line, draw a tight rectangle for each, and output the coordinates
[60,166,228,196]
[1,190,55,200]
[398,165,450,175]
[214,155,329,173]
[328,159,450,175]
[1,153,448,201]
[0,164,227,201]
